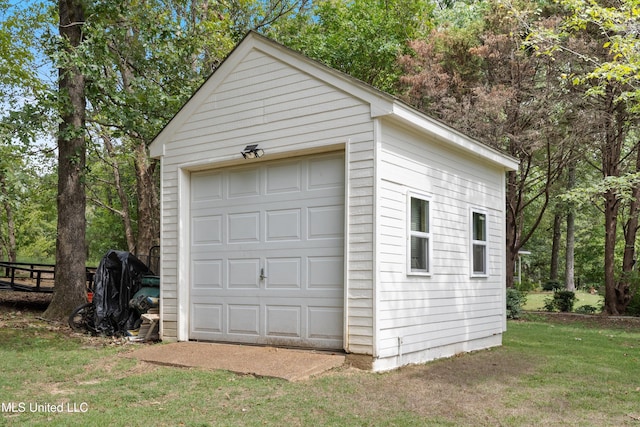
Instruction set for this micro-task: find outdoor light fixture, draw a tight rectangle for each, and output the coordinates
[241,144,264,159]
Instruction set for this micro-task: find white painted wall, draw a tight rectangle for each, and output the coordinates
[372,118,507,370]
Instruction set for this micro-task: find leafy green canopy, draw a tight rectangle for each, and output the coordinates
[534,0,640,111]
[270,0,434,93]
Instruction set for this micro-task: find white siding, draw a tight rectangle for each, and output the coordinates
[157,47,375,353]
[375,119,506,366]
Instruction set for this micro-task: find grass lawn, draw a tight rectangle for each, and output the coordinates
[523,290,604,312]
[1,294,639,426]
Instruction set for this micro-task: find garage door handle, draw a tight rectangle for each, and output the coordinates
[260,268,267,280]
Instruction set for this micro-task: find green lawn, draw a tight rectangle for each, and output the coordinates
[523,290,604,312]
[1,306,639,426]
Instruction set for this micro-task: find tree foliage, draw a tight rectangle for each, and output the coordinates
[270,0,434,92]
[399,0,575,288]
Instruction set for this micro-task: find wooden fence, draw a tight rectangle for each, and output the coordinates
[0,262,95,293]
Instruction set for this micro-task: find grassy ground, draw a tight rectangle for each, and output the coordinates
[0,292,639,426]
[523,290,604,312]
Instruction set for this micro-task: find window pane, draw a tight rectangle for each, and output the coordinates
[411,198,428,232]
[473,244,486,274]
[473,212,486,241]
[411,236,428,271]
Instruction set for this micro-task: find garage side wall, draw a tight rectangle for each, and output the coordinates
[157,47,376,353]
[374,119,506,371]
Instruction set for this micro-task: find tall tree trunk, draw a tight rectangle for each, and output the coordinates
[0,173,17,262]
[505,170,520,288]
[603,189,620,314]
[133,142,159,266]
[550,212,562,283]
[602,94,625,315]
[619,141,640,312]
[102,133,135,252]
[113,49,160,265]
[43,0,87,321]
[565,165,575,291]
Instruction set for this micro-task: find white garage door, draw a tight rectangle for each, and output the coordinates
[189,152,344,349]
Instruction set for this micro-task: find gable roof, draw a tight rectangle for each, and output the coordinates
[149,31,518,171]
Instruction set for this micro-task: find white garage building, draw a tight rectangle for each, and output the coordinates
[149,32,518,372]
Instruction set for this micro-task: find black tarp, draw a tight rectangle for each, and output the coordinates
[92,250,151,335]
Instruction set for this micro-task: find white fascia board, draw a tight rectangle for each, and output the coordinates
[389,103,519,171]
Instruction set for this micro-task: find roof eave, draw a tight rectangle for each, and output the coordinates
[383,102,519,171]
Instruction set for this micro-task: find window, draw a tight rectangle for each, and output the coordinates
[471,210,487,275]
[409,195,430,274]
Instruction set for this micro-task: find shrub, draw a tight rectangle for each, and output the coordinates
[554,290,576,312]
[506,288,526,319]
[543,296,556,312]
[542,281,560,291]
[626,290,640,317]
[543,290,576,312]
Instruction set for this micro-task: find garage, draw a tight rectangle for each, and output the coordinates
[188,152,345,349]
[151,32,518,371]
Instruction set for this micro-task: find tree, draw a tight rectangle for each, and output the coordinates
[0,1,50,262]
[399,0,573,288]
[43,0,88,321]
[270,0,434,92]
[530,0,640,314]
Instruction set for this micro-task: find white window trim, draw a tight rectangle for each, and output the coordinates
[407,192,432,276]
[470,208,488,277]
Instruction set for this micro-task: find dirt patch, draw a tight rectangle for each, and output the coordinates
[317,348,540,425]
[0,290,52,311]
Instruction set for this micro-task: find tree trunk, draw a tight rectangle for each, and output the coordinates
[618,141,640,313]
[602,96,625,315]
[505,170,520,288]
[113,48,160,266]
[550,212,562,282]
[102,133,136,252]
[133,142,159,267]
[565,165,575,291]
[0,173,17,262]
[43,0,87,321]
[603,190,620,314]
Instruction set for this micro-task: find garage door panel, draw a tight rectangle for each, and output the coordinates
[192,260,223,289]
[192,216,222,245]
[265,257,301,289]
[190,153,344,349]
[228,169,260,198]
[266,162,301,194]
[228,305,260,335]
[266,209,301,241]
[266,305,301,338]
[191,303,223,334]
[228,259,260,288]
[228,212,260,243]
[308,205,344,239]
[308,156,344,190]
[192,172,223,202]
[308,306,343,339]
[308,256,343,289]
